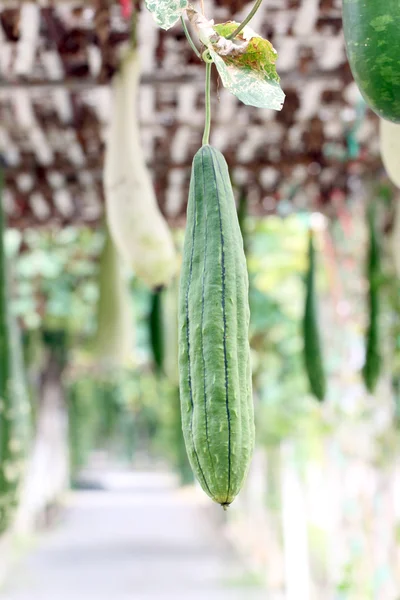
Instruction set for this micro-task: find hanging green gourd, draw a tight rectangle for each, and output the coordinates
[149,287,165,374]
[177,46,256,509]
[92,228,134,368]
[103,47,178,288]
[68,381,89,482]
[302,229,326,402]
[342,0,400,123]
[141,0,284,507]
[0,166,31,534]
[97,379,123,446]
[362,203,382,394]
[67,377,100,483]
[178,143,254,508]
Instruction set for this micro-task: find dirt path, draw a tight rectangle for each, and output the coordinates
[0,468,265,600]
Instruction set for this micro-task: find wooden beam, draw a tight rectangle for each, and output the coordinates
[0,69,349,90]
[3,155,383,178]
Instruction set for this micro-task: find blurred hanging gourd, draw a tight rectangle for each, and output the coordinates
[92,228,134,368]
[148,273,180,382]
[67,380,97,482]
[149,287,165,374]
[362,204,382,394]
[97,379,123,446]
[237,189,249,257]
[379,119,400,189]
[147,276,192,481]
[391,196,400,279]
[103,47,178,288]
[302,229,326,402]
[0,167,31,534]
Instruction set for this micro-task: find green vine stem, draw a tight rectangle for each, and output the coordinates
[227,0,263,39]
[181,15,201,59]
[202,50,213,146]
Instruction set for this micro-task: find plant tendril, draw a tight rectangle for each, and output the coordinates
[227,0,263,39]
[181,15,202,59]
[202,54,213,145]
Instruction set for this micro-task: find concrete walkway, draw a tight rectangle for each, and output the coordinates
[0,466,265,600]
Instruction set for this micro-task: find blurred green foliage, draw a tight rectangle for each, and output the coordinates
[4,216,331,472]
[246,215,329,450]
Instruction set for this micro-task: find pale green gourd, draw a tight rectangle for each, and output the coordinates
[380,119,400,189]
[92,228,134,368]
[103,49,178,288]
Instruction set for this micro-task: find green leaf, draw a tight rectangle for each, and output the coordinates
[144,0,188,30]
[209,49,284,109]
[213,23,281,83]
[209,22,285,110]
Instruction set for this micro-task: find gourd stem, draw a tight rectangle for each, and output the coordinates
[227,0,263,39]
[181,16,201,59]
[202,59,212,146]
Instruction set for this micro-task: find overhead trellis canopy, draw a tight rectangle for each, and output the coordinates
[0,0,387,229]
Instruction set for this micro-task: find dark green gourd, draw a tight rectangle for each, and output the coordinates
[149,287,165,374]
[303,230,326,402]
[362,204,382,393]
[342,0,400,123]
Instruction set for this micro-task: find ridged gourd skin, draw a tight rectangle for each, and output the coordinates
[342,0,400,123]
[362,205,382,393]
[178,145,254,508]
[303,231,326,402]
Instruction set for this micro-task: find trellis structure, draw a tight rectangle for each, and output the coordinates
[0,0,388,229]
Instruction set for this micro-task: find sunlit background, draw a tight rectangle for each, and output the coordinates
[1,0,400,599]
